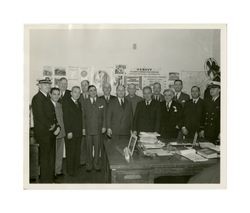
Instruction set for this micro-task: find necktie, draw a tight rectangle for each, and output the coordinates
[121,99,124,108]
[75,101,79,108]
[193,100,196,104]
[166,103,170,111]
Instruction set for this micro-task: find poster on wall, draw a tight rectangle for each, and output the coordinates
[67,66,80,79]
[54,66,66,76]
[79,67,92,84]
[114,64,126,75]
[124,76,142,90]
[169,72,180,80]
[128,67,161,76]
[43,66,53,76]
[142,75,168,90]
[92,67,112,95]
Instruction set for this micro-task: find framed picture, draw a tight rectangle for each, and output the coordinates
[127,135,138,156]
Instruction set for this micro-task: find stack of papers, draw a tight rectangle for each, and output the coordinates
[138,132,169,156]
[139,132,160,144]
[178,149,208,162]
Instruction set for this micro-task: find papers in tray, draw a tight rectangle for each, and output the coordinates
[178,149,208,162]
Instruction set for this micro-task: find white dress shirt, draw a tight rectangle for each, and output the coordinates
[145,100,152,106]
[90,97,96,104]
[118,97,124,106]
[192,98,199,104]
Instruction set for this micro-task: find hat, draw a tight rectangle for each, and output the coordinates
[37,77,52,84]
[207,74,220,88]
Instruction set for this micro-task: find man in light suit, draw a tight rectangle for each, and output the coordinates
[62,86,82,176]
[107,85,133,141]
[82,85,106,172]
[32,77,60,183]
[79,80,89,166]
[125,83,143,115]
[173,80,190,106]
[58,77,71,104]
[133,86,161,135]
[152,82,165,102]
[50,87,66,176]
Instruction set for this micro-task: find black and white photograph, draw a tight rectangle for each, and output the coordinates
[24,24,226,188]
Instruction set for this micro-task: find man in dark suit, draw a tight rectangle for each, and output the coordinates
[125,83,143,115]
[152,82,164,102]
[160,89,183,139]
[200,82,220,143]
[133,86,161,134]
[107,85,133,141]
[173,80,190,106]
[62,86,82,176]
[79,80,90,166]
[50,87,66,177]
[82,85,106,171]
[58,77,71,104]
[181,86,204,139]
[32,78,60,183]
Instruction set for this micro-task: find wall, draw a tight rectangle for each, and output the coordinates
[29,28,220,101]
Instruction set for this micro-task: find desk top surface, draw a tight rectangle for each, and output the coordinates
[104,139,218,170]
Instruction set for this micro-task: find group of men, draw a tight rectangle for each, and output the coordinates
[31,77,220,183]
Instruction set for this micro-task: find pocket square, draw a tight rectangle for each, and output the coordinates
[99,105,104,109]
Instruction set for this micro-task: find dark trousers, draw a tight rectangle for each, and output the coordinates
[80,136,87,165]
[65,137,81,176]
[37,133,56,183]
[86,135,101,168]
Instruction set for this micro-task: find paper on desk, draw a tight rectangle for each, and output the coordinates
[144,148,173,156]
[178,149,208,162]
[199,142,220,152]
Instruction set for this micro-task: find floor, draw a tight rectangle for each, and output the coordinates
[30,158,107,184]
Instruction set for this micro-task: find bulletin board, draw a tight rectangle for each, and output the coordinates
[42,65,209,97]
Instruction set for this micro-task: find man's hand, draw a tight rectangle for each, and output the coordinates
[199,130,205,138]
[102,128,106,134]
[107,128,112,137]
[49,124,55,131]
[82,129,86,136]
[181,127,189,135]
[53,126,61,136]
[67,132,73,139]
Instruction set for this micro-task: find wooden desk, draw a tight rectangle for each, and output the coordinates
[104,139,219,183]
